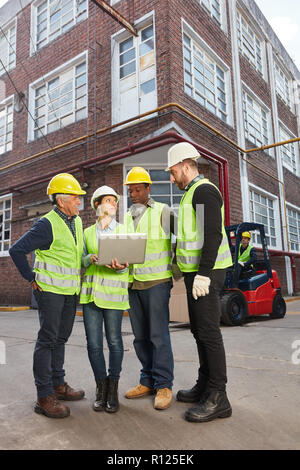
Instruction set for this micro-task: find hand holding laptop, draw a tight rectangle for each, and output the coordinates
[106,258,129,270]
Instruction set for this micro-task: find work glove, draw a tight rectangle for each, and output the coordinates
[192,275,211,300]
[238,261,244,267]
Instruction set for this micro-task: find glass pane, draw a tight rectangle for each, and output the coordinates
[120,37,133,54]
[150,183,170,195]
[140,78,155,95]
[120,48,135,66]
[149,169,167,181]
[141,25,153,42]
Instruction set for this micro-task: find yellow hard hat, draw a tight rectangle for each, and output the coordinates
[47,173,86,195]
[124,167,152,185]
[242,231,251,239]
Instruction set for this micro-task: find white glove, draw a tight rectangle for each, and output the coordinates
[192,275,211,300]
[238,261,244,267]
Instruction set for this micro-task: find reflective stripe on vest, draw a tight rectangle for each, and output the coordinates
[34,210,83,295]
[176,179,232,272]
[125,201,172,282]
[79,223,130,310]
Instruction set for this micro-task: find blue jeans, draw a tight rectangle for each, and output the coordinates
[128,282,174,390]
[33,290,77,398]
[83,302,124,382]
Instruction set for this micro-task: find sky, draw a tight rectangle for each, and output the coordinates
[0,0,299,69]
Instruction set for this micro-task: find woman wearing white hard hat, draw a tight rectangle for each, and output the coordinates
[80,186,129,414]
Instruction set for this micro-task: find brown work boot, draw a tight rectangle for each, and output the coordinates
[154,388,172,410]
[34,395,70,419]
[125,384,155,399]
[54,382,85,401]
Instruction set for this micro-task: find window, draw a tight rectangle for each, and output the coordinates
[112,21,157,124]
[249,188,277,248]
[0,195,12,255]
[183,32,229,123]
[0,97,13,154]
[32,0,88,52]
[126,168,182,210]
[197,0,223,27]
[279,125,298,174]
[242,90,270,148]
[237,11,263,76]
[287,206,300,252]
[30,54,87,140]
[274,62,292,110]
[0,21,16,76]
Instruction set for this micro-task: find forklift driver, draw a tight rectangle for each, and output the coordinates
[237,231,257,278]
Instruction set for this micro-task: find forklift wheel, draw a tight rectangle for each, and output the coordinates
[221,291,248,326]
[269,294,286,319]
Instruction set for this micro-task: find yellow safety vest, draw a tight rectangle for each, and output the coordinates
[34,210,83,295]
[176,179,232,272]
[80,223,130,310]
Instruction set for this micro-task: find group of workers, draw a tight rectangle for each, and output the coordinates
[9,142,256,425]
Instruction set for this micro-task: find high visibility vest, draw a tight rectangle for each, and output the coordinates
[125,201,172,282]
[238,244,253,266]
[176,179,232,273]
[80,223,130,310]
[34,210,83,295]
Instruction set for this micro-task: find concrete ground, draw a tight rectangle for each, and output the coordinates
[0,299,300,451]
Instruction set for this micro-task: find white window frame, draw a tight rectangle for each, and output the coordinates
[0,193,12,257]
[28,51,88,142]
[30,0,88,54]
[236,10,266,79]
[0,18,17,77]
[278,121,299,175]
[273,59,293,111]
[286,202,300,253]
[0,95,14,155]
[242,83,273,155]
[182,20,233,127]
[111,11,157,127]
[249,184,282,250]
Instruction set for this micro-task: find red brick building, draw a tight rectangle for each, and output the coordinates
[0,0,299,307]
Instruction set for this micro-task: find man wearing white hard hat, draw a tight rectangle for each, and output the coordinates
[165,142,233,423]
[80,186,129,414]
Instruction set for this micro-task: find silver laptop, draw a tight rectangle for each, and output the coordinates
[97,233,147,265]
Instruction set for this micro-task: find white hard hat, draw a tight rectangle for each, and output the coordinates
[165,142,200,171]
[91,185,120,210]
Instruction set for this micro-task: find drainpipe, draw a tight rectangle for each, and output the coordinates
[267,42,293,295]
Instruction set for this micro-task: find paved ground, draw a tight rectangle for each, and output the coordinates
[0,299,300,451]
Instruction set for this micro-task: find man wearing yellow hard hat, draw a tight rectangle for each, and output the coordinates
[237,231,257,277]
[123,167,175,411]
[9,173,86,419]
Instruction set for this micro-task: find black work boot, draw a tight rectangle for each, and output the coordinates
[105,378,119,413]
[176,379,208,403]
[184,390,232,423]
[93,377,108,412]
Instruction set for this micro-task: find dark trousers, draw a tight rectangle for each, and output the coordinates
[33,290,77,398]
[184,270,227,392]
[83,302,124,382]
[128,282,174,390]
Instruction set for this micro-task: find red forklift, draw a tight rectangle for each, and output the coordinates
[221,222,286,326]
